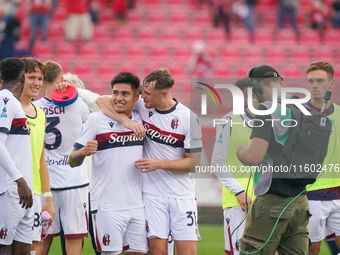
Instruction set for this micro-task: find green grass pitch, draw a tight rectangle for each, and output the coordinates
[49,224,333,254]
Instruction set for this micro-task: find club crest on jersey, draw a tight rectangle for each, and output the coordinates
[109,122,114,128]
[0,227,8,239]
[1,107,7,118]
[2,98,9,105]
[171,118,179,129]
[149,111,154,118]
[102,234,110,246]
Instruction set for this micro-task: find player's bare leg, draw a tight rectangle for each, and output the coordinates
[310,241,321,255]
[335,236,340,247]
[0,244,11,255]
[148,238,168,255]
[126,252,147,255]
[11,241,31,255]
[37,237,53,255]
[65,237,83,255]
[175,240,196,255]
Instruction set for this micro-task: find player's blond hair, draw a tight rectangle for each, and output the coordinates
[44,61,63,85]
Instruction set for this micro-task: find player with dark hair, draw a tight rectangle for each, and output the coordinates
[69,71,148,255]
[0,57,33,254]
[20,57,55,255]
[305,61,340,255]
[34,61,90,255]
[211,78,257,255]
[97,68,202,255]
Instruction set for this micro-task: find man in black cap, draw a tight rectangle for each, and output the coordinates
[236,65,311,254]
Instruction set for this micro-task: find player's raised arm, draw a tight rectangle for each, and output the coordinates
[96,95,145,138]
[68,140,98,168]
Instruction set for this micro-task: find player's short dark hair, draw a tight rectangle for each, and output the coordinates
[21,57,45,76]
[143,68,174,90]
[44,61,63,84]
[235,78,250,90]
[0,57,25,83]
[111,72,140,92]
[306,61,334,78]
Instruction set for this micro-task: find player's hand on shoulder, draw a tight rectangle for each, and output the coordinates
[125,120,146,138]
[15,177,33,209]
[81,140,98,156]
[135,158,160,173]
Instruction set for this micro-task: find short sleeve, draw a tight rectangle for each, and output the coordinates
[74,113,97,148]
[184,112,202,153]
[250,104,273,142]
[0,97,14,134]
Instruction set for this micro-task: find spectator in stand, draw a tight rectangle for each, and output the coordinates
[277,0,300,42]
[64,0,93,42]
[211,0,232,40]
[330,0,340,28]
[186,41,213,78]
[0,1,21,60]
[232,0,257,43]
[309,0,328,43]
[27,0,51,51]
[112,0,128,25]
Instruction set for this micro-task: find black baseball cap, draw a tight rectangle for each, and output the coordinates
[247,65,283,80]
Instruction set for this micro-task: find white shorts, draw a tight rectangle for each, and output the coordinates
[223,207,247,255]
[308,200,340,242]
[143,193,201,241]
[48,187,88,238]
[0,190,34,245]
[32,193,42,242]
[92,207,148,253]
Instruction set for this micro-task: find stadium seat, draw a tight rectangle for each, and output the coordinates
[150,45,169,62]
[300,29,319,45]
[220,45,240,63]
[79,42,100,62]
[185,28,203,43]
[97,61,116,81]
[169,11,189,25]
[231,28,250,45]
[206,28,225,43]
[32,41,55,60]
[48,23,64,41]
[254,28,274,46]
[324,29,340,46]
[288,46,310,64]
[102,43,124,60]
[161,28,181,44]
[126,44,147,61]
[243,45,265,65]
[74,62,94,77]
[215,64,232,77]
[113,27,137,41]
[192,10,212,27]
[266,46,288,65]
[172,46,192,62]
[312,46,335,63]
[282,64,302,78]
[138,27,159,43]
[55,42,77,59]
[276,28,297,46]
